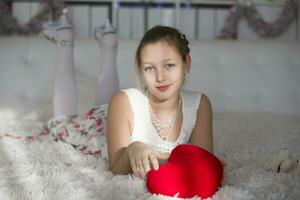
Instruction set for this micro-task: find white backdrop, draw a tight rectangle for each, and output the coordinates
[0,37,299,122]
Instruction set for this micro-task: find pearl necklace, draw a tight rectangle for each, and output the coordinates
[148,96,182,141]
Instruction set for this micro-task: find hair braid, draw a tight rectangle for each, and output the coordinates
[180,33,190,54]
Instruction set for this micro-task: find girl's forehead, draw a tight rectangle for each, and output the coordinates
[141,41,180,59]
[143,41,175,50]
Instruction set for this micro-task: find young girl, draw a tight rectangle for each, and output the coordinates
[107,26,213,179]
[43,9,216,181]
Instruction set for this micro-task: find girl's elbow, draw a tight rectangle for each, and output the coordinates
[108,162,118,174]
[109,162,131,176]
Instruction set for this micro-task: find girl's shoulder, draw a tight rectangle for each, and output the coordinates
[110,88,143,102]
[109,90,130,111]
[181,90,202,109]
[122,88,144,96]
[108,90,134,127]
[110,88,147,113]
[121,88,147,103]
[181,90,212,111]
[181,89,202,97]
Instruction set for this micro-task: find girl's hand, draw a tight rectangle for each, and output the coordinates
[127,141,169,179]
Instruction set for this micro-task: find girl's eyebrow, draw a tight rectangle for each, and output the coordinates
[142,58,175,65]
[142,61,154,65]
[163,58,175,62]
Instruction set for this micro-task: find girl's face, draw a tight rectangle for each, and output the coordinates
[140,41,188,102]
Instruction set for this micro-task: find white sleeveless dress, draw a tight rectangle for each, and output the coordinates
[122,88,202,154]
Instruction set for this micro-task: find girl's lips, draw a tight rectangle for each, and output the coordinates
[156,85,170,91]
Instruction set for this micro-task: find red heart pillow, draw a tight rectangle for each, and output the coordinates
[146,144,223,199]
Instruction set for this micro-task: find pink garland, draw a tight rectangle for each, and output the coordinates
[0,0,65,35]
[219,0,298,39]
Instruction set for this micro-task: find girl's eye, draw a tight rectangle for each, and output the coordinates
[165,64,175,69]
[144,66,154,71]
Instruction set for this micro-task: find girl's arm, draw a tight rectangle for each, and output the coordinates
[107,91,169,177]
[190,94,214,153]
[107,91,133,174]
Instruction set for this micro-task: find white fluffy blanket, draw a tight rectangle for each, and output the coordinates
[0,112,299,200]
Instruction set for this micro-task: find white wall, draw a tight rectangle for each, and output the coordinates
[1,37,299,115]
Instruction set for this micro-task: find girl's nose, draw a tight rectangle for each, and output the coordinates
[156,68,166,83]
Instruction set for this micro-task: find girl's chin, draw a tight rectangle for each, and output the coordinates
[149,89,179,101]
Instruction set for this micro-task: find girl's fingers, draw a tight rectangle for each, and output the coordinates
[149,153,159,170]
[156,152,170,160]
[136,156,146,177]
[130,157,139,177]
[142,154,151,173]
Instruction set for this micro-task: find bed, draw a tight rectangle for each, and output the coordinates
[0,36,299,200]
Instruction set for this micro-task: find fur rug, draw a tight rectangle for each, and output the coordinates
[0,112,299,200]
